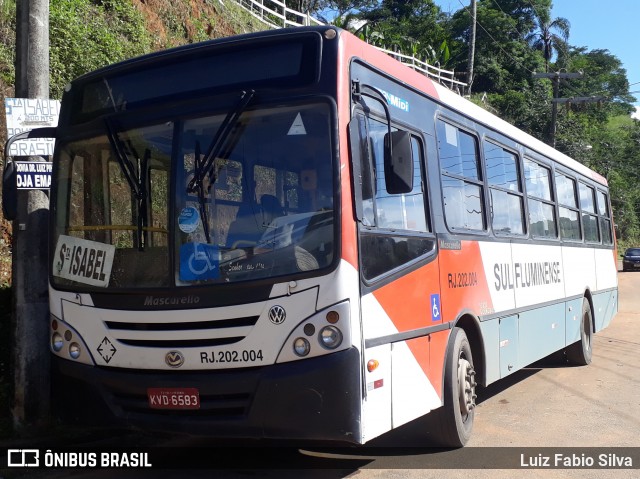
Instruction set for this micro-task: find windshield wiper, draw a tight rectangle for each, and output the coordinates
[192,139,210,243]
[187,89,255,243]
[105,119,149,251]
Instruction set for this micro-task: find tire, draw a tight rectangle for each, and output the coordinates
[566,298,593,365]
[429,327,477,447]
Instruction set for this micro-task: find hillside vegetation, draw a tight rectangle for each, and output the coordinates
[0,0,272,438]
[0,0,273,287]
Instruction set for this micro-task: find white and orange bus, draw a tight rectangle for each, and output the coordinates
[3,26,618,446]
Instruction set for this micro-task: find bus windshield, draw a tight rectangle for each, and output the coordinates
[52,101,335,290]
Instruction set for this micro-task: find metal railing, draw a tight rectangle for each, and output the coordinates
[375,47,467,91]
[227,0,466,91]
[234,0,323,28]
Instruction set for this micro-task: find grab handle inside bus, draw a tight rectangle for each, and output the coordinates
[2,127,57,221]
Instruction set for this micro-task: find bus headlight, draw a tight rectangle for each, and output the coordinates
[275,300,350,364]
[49,314,95,365]
[52,333,64,352]
[319,326,342,349]
[69,343,81,360]
[293,337,311,357]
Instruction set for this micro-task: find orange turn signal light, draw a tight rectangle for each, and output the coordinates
[367,359,379,372]
[326,311,339,324]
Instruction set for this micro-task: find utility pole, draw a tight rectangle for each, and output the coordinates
[12,0,51,429]
[466,0,477,96]
[533,71,584,148]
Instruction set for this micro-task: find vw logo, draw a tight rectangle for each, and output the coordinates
[268,305,286,324]
[165,350,185,368]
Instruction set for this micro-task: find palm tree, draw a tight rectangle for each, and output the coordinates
[526,11,570,72]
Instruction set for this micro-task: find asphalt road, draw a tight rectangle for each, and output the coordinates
[2,266,639,478]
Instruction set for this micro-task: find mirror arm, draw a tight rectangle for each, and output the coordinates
[352,81,393,162]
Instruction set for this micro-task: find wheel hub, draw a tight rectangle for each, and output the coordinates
[458,358,477,416]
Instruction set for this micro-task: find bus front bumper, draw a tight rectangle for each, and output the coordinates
[52,347,363,444]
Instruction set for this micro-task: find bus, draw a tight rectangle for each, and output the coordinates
[2,26,618,447]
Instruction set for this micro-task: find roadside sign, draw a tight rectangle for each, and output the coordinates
[4,97,60,156]
[14,161,52,189]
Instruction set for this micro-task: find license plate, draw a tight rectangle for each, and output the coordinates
[147,388,200,410]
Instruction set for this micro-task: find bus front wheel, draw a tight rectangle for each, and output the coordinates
[566,299,593,366]
[430,327,477,447]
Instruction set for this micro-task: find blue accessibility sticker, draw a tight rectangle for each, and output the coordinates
[179,242,219,281]
[431,293,441,322]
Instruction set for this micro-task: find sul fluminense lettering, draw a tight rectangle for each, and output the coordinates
[494,261,561,291]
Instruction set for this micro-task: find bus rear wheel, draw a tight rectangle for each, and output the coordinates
[430,327,477,447]
[566,299,593,366]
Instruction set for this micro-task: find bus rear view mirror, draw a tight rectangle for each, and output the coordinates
[2,127,58,221]
[384,130,413,194]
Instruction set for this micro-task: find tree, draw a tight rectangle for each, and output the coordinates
[285,1,324,14]
[564,47,636,115]
[357,0,450,65]
[446,0,545,94]
[525,9,570,72]
[291,0,374,20]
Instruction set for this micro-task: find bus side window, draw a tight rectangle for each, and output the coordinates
[555,172,582,241]
[437,120,485,232]
[483,140,525,236]
[579,182,600,243]
[523,158,557,239]
[597,190,613,245]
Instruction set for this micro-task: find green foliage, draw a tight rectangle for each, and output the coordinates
[447,0,545,93]
[357,0,451,66]
[49,0,153,98]
[486,81,550,137]
[0,0,16,85]
[565,47,636,114]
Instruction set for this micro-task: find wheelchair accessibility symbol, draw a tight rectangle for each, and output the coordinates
[179,242,220,281]
[431,294,441,322]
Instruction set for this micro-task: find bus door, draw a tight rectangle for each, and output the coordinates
[349,107,441,439]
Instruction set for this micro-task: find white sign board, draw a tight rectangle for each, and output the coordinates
[5,97,60,156]
[53,235,116,288]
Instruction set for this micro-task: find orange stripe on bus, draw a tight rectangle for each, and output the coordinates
[438,241,494,320]
[373,261,441,333]
[371,262,440,383]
